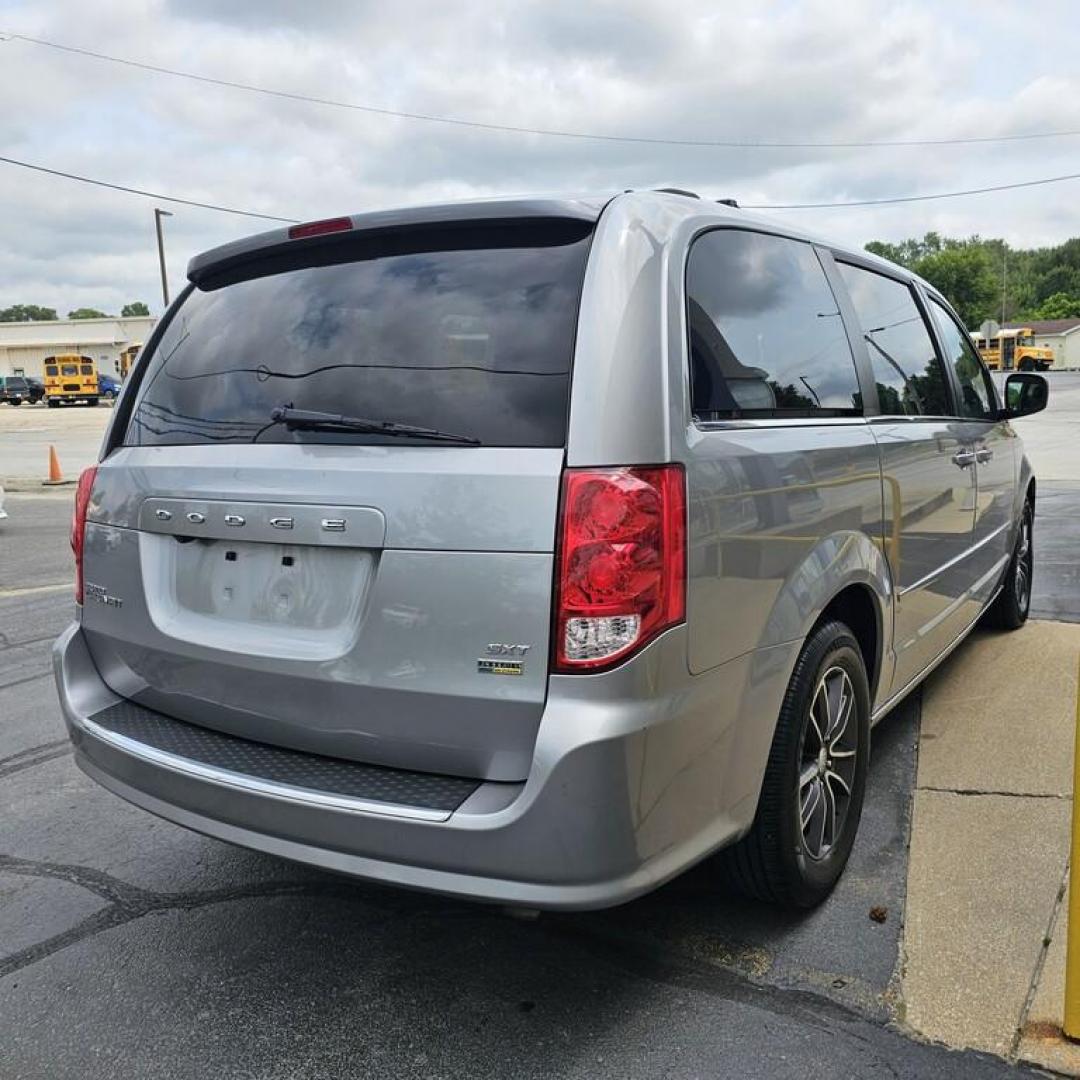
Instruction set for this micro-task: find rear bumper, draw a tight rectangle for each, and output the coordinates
[54,621,796,909]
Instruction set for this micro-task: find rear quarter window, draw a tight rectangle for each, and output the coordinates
[125,221,594,448]
[687,229,862,418]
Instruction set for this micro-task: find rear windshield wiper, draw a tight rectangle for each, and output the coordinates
[254,405,481,445]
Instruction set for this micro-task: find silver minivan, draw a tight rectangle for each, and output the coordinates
[54,191,1048,909]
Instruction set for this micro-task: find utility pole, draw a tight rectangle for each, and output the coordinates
[154,208,173,308]
[1001,248,1008,327]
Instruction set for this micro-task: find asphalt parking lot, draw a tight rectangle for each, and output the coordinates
[0,399,114,485]
[2,375,1079,1078]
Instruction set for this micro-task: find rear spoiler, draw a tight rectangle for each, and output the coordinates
[187,197,607,289]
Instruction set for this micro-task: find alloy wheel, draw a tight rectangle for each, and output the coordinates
[798,665,858,861]
[1015,511,1032,613]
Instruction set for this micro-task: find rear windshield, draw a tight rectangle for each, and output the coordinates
[61,364,78,376]
[124,221,593,448]
[5,378,27,389]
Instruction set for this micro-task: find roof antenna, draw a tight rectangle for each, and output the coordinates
[716,198,739,208]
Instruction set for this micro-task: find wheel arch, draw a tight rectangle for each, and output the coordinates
[810,583,883,706]
[756,529,892,701]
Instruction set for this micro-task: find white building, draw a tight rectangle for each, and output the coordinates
[1003,319,1080,370]
[0,315,158,379]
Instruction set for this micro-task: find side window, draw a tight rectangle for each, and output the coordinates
[837,263,950,417]
[687,230,862,418]
[929,297,997,420]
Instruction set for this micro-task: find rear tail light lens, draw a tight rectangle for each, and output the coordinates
[287,216,353,240]
[71,465,98,604]
[554,465,686,672]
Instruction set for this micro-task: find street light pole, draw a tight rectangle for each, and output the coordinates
[154,208,173,309]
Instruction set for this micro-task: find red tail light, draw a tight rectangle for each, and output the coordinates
[554,465,686,673]
[71,466,98,604]
[287,216,353,240]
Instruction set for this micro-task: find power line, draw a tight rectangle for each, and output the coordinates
[5,29,1080,151]
[0,155,298,222]
[3,152,1079,222]
[743,171,1080,209]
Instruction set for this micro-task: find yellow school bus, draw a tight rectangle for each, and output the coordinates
[971,328,1054,372]
[43,354,99,406]
[118,342,142,379]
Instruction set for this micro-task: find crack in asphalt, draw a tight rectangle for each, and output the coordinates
[0,857,1033,1074]
[0,670,51,692]
[0,738,69,769]
[0,632,59,653]
[0,739,70,779]
[0,850,902,1054]
[0,854,372,978]
[918,785,1069,800]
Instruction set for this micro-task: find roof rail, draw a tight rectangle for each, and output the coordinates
[716,198,739,208]
[654,187,700,199]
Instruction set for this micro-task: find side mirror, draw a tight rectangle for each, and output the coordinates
[1002,372,1048,419]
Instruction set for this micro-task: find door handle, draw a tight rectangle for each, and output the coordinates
[975,448,993,464]
[951,450,977,469]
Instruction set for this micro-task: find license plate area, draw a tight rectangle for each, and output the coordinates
[143,534,375,660]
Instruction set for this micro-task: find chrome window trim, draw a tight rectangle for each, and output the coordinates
[873,569,1007,724]
[897,520,1010,598]
[691,416,869,431]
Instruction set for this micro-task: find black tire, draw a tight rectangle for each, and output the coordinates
[988,500,1033,630]
[720,620,871,908]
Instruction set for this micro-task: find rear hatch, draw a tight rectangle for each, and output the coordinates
[80,209,598,781]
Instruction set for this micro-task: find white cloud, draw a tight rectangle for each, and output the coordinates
[1,0,1079,313]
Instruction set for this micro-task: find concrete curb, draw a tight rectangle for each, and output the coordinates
[2,478,76,491]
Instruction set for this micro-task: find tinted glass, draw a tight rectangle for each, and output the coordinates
[929,298,996,420]
[687,230,861,417]
[80,365,94,376]
[45,365,58,377]
[6,378,27,390]
[838,264,950,416]
[125,222,593,448]
[61,364,78,376]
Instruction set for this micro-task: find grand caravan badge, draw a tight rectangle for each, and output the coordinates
[84,582,124,608]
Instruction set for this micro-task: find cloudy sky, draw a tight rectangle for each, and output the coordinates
[2,0,1079,317]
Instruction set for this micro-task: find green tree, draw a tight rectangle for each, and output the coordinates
[864,233,998,327]
[67,308,109,319]
[866,232,944,266]
[120,302,150,317]
[914,245,999,328]
[1029,292,1080,320]
[0,303,58,322]
[864,231,1080,325]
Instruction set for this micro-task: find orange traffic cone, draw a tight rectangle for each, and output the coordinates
[43,444,69,486]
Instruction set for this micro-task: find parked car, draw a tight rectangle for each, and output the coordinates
[25,376,46,404]
[54,191,1048,911]
[0,375,35,405]
[98,373,122,400]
